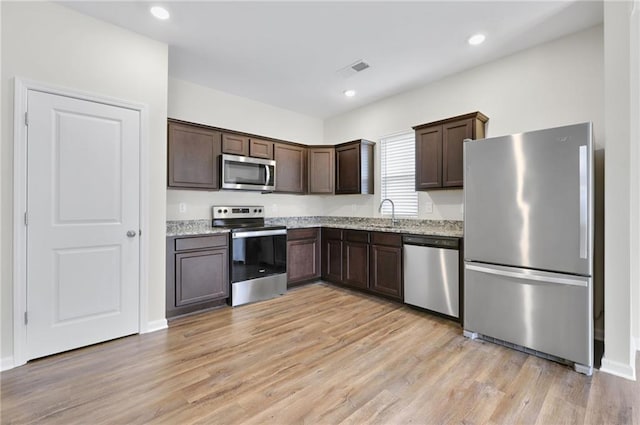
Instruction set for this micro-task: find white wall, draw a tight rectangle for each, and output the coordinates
[324,25,604,221]
[631,0,640,355]
[601,0,638,380]
[167,78,328,220]
[1,2,168,366]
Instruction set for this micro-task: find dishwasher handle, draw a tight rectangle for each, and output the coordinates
[403,235,459,249]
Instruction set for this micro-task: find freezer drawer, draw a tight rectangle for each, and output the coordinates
[403,243,459,318]
[464,262,592,367]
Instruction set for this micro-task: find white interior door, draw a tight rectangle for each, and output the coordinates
[26,90,140,361]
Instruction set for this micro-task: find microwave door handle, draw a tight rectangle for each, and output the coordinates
[265,164,271,186]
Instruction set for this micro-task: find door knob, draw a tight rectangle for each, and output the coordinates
[126,230,137,238]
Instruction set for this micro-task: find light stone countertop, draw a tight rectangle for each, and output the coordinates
[167,217,463,238]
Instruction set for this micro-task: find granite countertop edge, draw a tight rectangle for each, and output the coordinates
[167,217,463,238]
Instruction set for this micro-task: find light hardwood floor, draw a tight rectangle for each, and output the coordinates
[1,282,638,424]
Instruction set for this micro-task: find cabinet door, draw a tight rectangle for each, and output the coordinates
[222,133,249,156]
[370,245,402,300]
[442,118,473,187]
[250,138,274,159]
[335,144,360,194]
[274,143,307,193]
[168,123,221,189]
[344,241,369,289]
[175,248,229,307]
[415,126,442,190]
[287,238,320,284]
[322,238,343,283]
[308,147,335,194]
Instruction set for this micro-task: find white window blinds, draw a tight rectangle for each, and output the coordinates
[380,132,417,217]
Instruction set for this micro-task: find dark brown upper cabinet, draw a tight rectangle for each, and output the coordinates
[335,140,374,194]
[167,121,222,190]
[308,146,335,194]
[249,138,274,159]
[274,143,307,194]
[413,112,488,190]
[222,133,249,156]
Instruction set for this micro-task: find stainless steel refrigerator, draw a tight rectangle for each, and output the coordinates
[463,122,593,375]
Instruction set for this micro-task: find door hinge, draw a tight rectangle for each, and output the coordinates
[24,311,28,325]
[24,112,28,126]
[24,211,28,226]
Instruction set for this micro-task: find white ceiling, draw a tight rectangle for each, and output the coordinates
[61,1,603,119]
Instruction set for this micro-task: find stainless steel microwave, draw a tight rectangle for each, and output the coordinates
[220,154,276,191]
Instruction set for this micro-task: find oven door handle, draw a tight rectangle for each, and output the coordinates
[232,229,287,239]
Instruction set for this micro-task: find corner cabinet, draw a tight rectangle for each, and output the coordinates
[166,234,229,318]
[274,143,307,193]
[167,121,222,190]
[414,112,488,190]
[335,140,374,194]
[287,228,321,287]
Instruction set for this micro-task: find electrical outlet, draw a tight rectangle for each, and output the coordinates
[425,201,433,214]
[179,203,187,213]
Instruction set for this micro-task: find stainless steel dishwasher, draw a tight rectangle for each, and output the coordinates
[403,235,460,319]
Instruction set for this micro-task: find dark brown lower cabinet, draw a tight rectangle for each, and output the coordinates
[287,228,320,287]
[166,234,229,318]
[321,228,344,283]
[369,233,403,301]
[344,230,370,289]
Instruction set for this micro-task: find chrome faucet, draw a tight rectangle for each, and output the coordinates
[378,198,398,226]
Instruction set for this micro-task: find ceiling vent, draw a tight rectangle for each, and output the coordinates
[337,60,371,78]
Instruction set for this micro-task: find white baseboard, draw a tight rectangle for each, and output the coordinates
[600,356,636,381]
[595,328,604,341]
[1,356,15,372]
[142,318,168,334]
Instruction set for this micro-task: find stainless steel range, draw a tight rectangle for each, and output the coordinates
[212,206,287,306]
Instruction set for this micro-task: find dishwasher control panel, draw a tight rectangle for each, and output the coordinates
[402,235,459,249]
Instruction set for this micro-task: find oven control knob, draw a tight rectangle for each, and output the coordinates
[259,209,262,213]
[223,209,228,213]
[217,209,222,213]
[254,209,257,213]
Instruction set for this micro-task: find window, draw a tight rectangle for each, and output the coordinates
[380,132,417,217]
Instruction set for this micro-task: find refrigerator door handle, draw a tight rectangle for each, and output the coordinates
[579,145,588,259]
[465,263,588,288]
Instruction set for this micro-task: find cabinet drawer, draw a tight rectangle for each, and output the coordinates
[288,227,318,241]
[175,234,228,251]
[371,232,402,247]
[323,228,343,241]
[345,230,370,243]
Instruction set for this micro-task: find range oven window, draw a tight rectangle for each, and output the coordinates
[231,233,286,283]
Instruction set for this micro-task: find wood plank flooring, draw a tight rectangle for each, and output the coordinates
[2,282,639,424]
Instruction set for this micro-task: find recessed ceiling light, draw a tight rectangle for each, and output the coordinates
[468,33,486,46]
[344,89,356,97]
[150,6,170,20]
